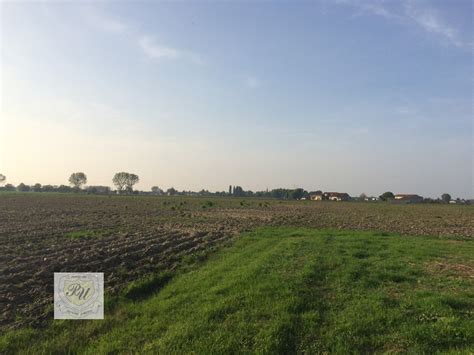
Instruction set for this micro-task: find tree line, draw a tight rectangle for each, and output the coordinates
[0,172,140,195]
[0,172,464,202]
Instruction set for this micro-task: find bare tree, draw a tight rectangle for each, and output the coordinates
[151,186,163,195]
[68,172,87,189]
[113,172,128,193]
[125,174,139,193]
[113,172,139,193]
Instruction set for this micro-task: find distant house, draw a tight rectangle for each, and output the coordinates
[365,196,379,202]
[394,194,423,203]
[324,192,351,201]
[309,191,351,201]
[309,191,324,201]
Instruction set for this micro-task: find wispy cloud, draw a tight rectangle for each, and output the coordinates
[139,36,180,59]
[82,7,204,64]
[138,36,204,64]
[245,76,261,89]
[82,6,128,34]
[333,0,466,48]
[404,1,462,47]
[335,0,401,20]
[396,106,419,116]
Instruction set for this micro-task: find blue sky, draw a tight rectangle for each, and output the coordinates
[1,0,472,197]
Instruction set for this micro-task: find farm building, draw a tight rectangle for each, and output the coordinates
[394,194,423,203]
[309,191,351,201]
[324,192,351,201]
[365,196,379,201]
[309,191,324,200]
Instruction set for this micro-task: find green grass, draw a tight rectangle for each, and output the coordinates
[1,228,473,354]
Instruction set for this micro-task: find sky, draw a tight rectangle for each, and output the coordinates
[0,0,472,198]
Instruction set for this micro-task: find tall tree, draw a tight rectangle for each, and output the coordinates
[441,193,451,203]
[233,186,244,197]
[166,187,177,196]
[113,172,129,193]
[290,188,305,200]
[125,174,139,193]
[17,183,30,192]
[68,172,87,189]
[379,191,395,201]
[0,174,5,185]
[271,188,286,199]
[151,186,163,195]
[4,184,15,191]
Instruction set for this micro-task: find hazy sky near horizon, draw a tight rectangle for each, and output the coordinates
[1,0,472,197]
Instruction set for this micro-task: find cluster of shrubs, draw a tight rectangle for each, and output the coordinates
[0,183,111,194]
[201,201,214,209]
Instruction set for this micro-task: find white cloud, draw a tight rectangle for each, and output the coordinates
[97,17,128,34]
[347,0,401,20]
[138,36,180,59]
[334,0,398,18]
[81,7,204,64]
[138,36,204,64]
[82,6,128,34]
[404,1,462,47]
[187,53,206,65]
[332,0,466,48]
[245,76,261,88]
[396,106,419,116]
